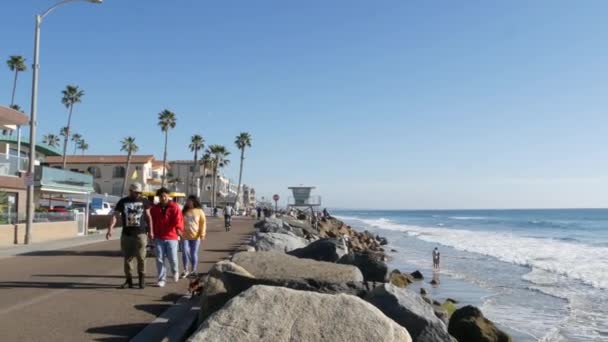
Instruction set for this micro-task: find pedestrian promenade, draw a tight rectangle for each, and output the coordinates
[0,216,254,342]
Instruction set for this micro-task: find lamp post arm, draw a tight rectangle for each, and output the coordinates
[40,0,90,21]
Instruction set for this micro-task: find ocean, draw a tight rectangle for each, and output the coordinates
[334,209,608,341]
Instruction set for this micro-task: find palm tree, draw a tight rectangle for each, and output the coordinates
[234,132,252,207]
[206,144,230,208]
[6,55,26,106]
[189,134,205,194]
[71,133,82,155]
[59,126,69,140]
[120,136,139,196]
[78,140,89,155]
[60,85,85,168]
[42,134,60,148]
[157,109,177,187]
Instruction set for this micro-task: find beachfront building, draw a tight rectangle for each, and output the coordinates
[242,185,256,207]
[200,173,237,207]
[43,155,162,196]
[0,106,97,246]
[0,106,30,226]
[168,160,200,195]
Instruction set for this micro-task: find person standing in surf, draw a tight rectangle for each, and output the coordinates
[433,247,440,269]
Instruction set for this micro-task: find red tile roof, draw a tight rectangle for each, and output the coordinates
[45,155,155,164]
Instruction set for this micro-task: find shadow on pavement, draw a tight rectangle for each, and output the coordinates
[86,322,149,341]
[86,292,184,340]
[0,281,118,290]
[20,250,123,257]
[32,274,125,279]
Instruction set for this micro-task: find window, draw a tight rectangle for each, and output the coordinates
[113,166,126,178]
[112,182,123,196]
[87,167,102,179]
[135,166,141,171]
[94,183,102,194]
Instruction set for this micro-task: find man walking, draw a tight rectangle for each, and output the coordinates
[150,187,184,287]
[223,204,234,231]
[107,183,153,289]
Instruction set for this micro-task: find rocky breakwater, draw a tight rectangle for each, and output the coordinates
[187,215,511,342]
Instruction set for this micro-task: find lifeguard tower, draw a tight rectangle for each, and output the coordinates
[287,185,321,218]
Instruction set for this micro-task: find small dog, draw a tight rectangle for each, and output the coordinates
[188,277,204,296]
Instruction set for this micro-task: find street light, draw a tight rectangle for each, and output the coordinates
[25,0,102,244]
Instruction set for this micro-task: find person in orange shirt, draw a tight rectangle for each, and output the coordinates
[180,195,206,278]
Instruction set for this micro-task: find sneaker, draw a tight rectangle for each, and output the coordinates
[180,271,190,279]
[157,280,166,288]
[173,273,180,282]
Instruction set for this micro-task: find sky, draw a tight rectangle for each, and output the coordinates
[1,0,608,209]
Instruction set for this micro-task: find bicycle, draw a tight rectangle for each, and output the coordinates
[224,215,232,232]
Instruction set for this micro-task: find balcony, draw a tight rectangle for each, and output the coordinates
[0,153,27,177]
[35,166,94,194]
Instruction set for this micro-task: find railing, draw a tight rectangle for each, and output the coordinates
[287,196,322,206]
[0,211,76,224]
[35,166,94,192]
[0,153,28,176]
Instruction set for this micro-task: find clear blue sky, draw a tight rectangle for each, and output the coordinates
[2,1,608,209]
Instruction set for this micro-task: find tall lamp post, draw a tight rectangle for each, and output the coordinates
[25,0,102,244]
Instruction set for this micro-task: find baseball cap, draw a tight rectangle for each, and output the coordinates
[129,183,143,192]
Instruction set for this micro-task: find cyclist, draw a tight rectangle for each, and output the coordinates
[223,204,234,231]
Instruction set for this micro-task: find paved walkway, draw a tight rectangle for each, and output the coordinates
[0,217,254,342]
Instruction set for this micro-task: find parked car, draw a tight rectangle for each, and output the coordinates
[91,202,113,215]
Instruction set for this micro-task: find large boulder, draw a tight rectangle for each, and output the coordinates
[338,251,388,282]
[198,261,255,324]
[221,269,380,298]
[189,285,412,342]
[287,238,348,262]
[448,306,511,342]
[389,269,414,288]
[255,217,310,238]
[253,232,308,253]
[232,251,364,283]
[366,284,452,342]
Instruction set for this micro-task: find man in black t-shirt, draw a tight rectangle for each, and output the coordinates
[107,183,153,289]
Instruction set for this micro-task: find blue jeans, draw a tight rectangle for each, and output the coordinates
[154,239,179,282]
[181,239,201,273]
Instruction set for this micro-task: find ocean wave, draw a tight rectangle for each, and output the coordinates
[449,216,488,220]
[341,216,608,290]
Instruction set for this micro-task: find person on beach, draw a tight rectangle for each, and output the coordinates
[433,247,440,269]
[180,195,206,278]
[150,187,184,287]
[106,183,153,289]
[256,206,262,219]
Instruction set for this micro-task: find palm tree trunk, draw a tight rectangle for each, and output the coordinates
[62,105,74,169]
[10,71,18,106]
[121,153,132,197]
[73,143,78,155]
[212,166,217,208]
[162,131,168,187]
[188,148,198,192]
[200,165,206,201]
[235,147,245,207]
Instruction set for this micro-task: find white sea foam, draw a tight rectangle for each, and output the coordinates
[449,216,488,220]
[340,216,608,290]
